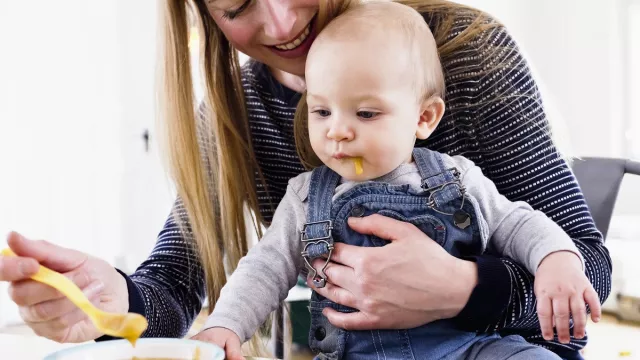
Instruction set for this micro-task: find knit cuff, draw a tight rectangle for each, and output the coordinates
[452,255,511,331]
[95,268,146,342]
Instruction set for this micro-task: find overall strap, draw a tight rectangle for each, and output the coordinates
[301,166,341,288]
[413,148,471,229]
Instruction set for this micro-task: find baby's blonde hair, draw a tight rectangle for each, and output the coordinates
[314,1,445,101]
[295,0,447,169]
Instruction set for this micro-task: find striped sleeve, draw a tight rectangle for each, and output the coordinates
[128,198,206,338]
[94,198,206,341]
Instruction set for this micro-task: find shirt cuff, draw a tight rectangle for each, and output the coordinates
[452,255,511,331]
[95,268,146,342]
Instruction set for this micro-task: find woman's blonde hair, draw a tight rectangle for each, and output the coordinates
[157,0,497,354]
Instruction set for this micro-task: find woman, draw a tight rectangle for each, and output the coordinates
[1,1,611,359]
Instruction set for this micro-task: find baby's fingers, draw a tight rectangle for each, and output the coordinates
[553,297,571,344]
[585,286,602,323]
[225,335,244,360]
[570,294,587,339]
[537,295,554,341]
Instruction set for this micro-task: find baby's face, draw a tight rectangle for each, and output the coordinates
[305,34,423,181]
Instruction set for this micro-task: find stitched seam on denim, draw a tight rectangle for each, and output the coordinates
[371,330,381,360]
[464,194,490,251]
[377,330,387,359]
[336,329,348,360]
[399,330,415,360]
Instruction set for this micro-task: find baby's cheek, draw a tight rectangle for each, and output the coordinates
[366,146,400,175]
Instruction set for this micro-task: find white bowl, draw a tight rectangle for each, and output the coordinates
[44,338,225,360]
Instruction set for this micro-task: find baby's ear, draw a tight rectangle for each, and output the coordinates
[416,96,445,140]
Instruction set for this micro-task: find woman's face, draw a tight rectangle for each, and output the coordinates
[204,0,320,77]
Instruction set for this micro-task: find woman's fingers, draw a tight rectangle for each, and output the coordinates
[8,268,96,306]
[347,215,415,242]
[322,242,364,268]
[0,255,39,281]
[9,279,64,306]
[323,307,377,331]
[308,278,358,309]
[7,232,87,272]
[310,256,357,290]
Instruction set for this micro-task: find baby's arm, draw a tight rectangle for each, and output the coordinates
[200,183,308,345]
[453,155,600,342]
[453,156,583,274]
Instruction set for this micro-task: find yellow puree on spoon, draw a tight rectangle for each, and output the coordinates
[1,248,148,346]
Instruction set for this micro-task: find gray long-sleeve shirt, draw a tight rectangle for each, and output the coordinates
[203,154,583,342]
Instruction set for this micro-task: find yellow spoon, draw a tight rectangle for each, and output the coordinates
[1,248,148,345]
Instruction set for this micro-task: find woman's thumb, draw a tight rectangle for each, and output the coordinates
[7,231,87,272]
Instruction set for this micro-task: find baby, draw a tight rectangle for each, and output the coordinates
[198,2,600,359]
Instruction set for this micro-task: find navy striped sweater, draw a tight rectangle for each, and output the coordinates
[111,13,611,358]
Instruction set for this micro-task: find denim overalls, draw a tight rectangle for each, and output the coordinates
[300,148,497,360]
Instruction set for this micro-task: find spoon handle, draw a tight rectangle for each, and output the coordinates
[1,248,96,318]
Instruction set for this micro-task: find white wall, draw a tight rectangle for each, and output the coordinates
[0,0,177,325]
[457,0,627,158]
[628,2,640,158]
[0,1,126,325]
[0,0,127,259]
[115,1,176,273]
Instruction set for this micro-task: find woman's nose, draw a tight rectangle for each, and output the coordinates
[262,1,297,43]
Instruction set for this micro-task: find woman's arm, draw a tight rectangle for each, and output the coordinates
[456,23,612,350]
[132,199,207,337]
[98,198,207,340]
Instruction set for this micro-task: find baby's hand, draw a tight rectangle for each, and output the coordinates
[535,251,602,344]
[191,327,243,360]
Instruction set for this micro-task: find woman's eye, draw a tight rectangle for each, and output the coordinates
[311,109,331,117]
[222,0,252,20]
[357,111,379,119]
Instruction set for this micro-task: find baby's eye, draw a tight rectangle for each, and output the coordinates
[311,109,331,117]
[357,111,379,119]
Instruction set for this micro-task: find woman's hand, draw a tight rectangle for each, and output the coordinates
[0,232,130,343]
[309,214,477,330]
[191,327,243,360]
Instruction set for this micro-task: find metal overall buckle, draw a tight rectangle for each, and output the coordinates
[421,167,471,229]
[300,220,334,288]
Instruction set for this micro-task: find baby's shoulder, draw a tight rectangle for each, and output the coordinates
[287,171,313,202]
